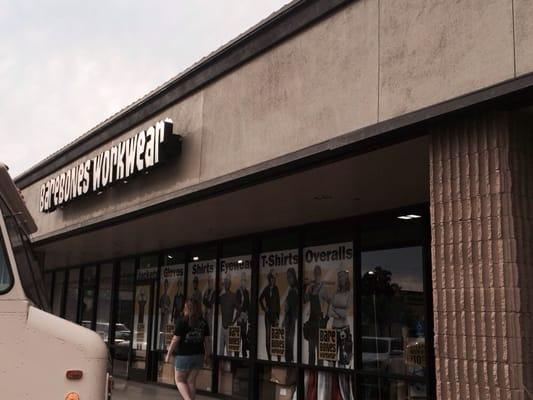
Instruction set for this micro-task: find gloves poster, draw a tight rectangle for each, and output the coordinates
[156,263,185,350]
[217,255,252,357]
[257,248,299,363]
[187,259,216,352]
[302,242,354,368]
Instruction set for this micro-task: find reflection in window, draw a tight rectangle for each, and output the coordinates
[44,272,53,305]
[112,259,134,378]
[304,369,354,400]
[360,376,427,400]
[52,270,65,316]
[64,268,80,322]
[96,263,114,343]
[361,247,426,377]
[81,265,97,327]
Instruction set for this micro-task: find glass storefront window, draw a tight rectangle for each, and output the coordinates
[44,272,53,305]
[359,376,427,400]
[112,259,135,378]
[258,232,299,363]
[157,250,186,385]
[52,270,65,316]
[131,255,158,372]
[96,263,114,343]
[302,224,354,369]
[80,265,97,328]
[64,268,80,322]
[218,360,250,399]
[258,365,298,400]
[218,240,252,359]
[304,369,354,400]
[361,246,426,377]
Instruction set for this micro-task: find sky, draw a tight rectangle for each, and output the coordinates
[0,0,290,177]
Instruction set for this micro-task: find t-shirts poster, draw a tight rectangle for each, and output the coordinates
[257,248,299,363]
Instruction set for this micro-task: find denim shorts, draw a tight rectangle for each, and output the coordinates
[174,354,204,371]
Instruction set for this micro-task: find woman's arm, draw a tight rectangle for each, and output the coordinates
[165,335,180,363]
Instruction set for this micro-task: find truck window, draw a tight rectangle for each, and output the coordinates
[0,196,49,310]
[0,226,13,293]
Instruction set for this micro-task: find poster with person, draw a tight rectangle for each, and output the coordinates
[157,263,185,350]
[132,284,151,351]
[302,242,354,369]
[257,249,299,363]
[217,255,252,358]
[187,259,216,352]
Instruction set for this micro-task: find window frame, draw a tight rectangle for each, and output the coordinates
[0,206,15,295]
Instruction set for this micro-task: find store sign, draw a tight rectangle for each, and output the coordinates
[39,118,181,213]
[318,328,337,361]
[228,326,241,353]
[405,341,425,368]
[270,327,285,357]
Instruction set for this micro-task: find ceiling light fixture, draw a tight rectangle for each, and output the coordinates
[193,256,199,261]
[397,214,422,220]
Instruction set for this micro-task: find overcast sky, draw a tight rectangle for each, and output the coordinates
[0,1,289,177]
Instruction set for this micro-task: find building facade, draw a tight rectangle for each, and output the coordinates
[15,1,533,399]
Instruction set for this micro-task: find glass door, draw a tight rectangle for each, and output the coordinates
[129,255,158,381]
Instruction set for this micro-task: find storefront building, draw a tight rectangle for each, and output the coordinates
[14,1,533,399]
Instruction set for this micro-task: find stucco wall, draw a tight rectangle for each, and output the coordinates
[21,0,533,240]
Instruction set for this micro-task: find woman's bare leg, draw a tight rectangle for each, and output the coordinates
[187,368,200,399]
[175,370,192,400]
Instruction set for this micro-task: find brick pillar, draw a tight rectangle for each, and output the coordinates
[430,111,533,400]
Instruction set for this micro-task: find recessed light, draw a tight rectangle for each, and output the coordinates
[397,214,422,220]
[368,271,375,275]
[193,256,199,261]
[238,260,243,264]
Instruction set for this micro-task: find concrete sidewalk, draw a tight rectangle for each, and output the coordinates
[112,378,213,400]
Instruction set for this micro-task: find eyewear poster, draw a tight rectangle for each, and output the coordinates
[217,255,252,357]
[157,264,185,350]
[257,249,299,363]
[133,284,151,350]
[302,242,354,368]
[187,259,217,353]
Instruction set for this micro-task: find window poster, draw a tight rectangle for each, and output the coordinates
[133,284,151,351]
[187,259,216,352]
[257,249,299,363]
[302,242,354,368]
[217,255,252,358]
[157,263,185,350]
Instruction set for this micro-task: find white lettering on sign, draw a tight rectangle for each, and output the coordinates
[39,119,181,213]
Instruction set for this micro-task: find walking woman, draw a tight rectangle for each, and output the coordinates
[165,299,211,400]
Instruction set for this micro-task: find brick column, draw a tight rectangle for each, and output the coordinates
[430,111,533,400]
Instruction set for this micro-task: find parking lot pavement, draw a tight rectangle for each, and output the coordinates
[112,378,213,400]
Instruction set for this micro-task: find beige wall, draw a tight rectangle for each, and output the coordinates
[22,0,533,240]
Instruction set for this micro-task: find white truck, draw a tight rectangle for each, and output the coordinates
[0,162,111,400]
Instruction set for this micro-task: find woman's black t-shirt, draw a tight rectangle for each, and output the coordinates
[174,317,210,356]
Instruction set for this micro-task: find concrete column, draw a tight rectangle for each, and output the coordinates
[430,111,533,400]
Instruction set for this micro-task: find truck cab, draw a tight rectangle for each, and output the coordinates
[0,162,110,400]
